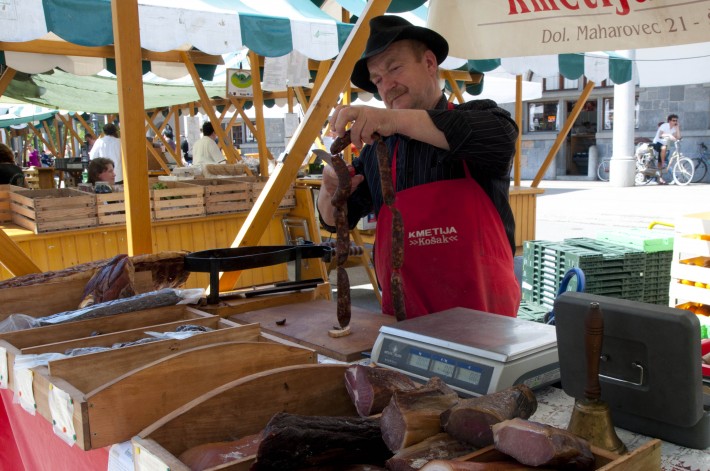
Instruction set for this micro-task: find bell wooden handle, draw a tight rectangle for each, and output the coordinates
[584,302,603,400]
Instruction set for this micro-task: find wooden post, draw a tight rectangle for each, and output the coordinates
[0,67,16,97]
[218,0,392,291]
[248,50,270,176]
[514,75,522,187]
[111,0,153,256]
[531,81,595,188]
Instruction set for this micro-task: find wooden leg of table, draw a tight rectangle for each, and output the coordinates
[0,230,41,277]
[350,228,381,306]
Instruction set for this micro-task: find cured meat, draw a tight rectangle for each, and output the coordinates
[492,418,594,470]
[344,365,417,417]
[419,460,531,470]
[79,254,136,308]
[441,385,537,448]
[179,434,262,471]
[385,433,476,471]
[250,412,392,471]
[132,251,190,289]
[302,466,387,471]
[37,288,182,326]
[380,377,459,452]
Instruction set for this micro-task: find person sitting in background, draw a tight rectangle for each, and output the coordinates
[192,122,226,166]
[87,157,116,186]
[89,123,123,184]
[163,128,176,152]
[0,143,24,186]
[180,136,191,164]
[28,149,41,167]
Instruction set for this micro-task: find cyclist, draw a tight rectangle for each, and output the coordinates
[653,114,681,171]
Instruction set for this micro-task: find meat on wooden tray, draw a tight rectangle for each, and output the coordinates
[179,434,262,471]
[385,433,477,471]
[79,254,135,308]
[492,418,595,470]
[250,412,392,471]
[345,365,417,417]
[441,384,537,448]
[419,459,532,470]
[380,377,459,452]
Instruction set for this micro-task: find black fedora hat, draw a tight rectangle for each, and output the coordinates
[351,16,448,93]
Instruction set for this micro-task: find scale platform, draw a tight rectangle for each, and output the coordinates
[371,307,559,397]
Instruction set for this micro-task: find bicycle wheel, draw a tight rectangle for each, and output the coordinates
[672,157,695,185]
[691,158,707,183]
[635,170,652,185]
[597,160,610,181]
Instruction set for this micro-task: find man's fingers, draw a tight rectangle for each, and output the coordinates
[350,174,365,192]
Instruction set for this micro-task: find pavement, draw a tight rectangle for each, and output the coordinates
[326,179,710,312]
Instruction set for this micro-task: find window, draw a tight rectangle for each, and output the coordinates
[534,73,580,92]
[528,102,560,132]
[603,98,639,130]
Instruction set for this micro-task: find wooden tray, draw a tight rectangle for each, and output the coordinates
[10,188,97,233]
[95,191,126,225]
[33,337,315,450]
[0,304,215,392]
[131,363,662,471]
[133,363,354,470]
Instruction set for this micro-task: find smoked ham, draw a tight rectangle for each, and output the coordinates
[345,365,418,417]
[420,460,531,470]
[380,377,459,452]
[441,385,537,448]
[492,418,595,470]
[179,434,261,471]
[79,254,135,308]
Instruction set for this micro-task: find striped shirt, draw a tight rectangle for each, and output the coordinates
[323,96,518,255]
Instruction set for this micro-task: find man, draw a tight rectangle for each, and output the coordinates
[318,16,520,319]
[192,122,226,166]
[653,113,681,171]
[89,123,123,184]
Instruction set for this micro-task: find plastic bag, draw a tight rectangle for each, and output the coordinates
[0,314,42,333]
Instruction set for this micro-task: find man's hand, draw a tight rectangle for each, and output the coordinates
[317,163,364,226]
[331,105,398,149]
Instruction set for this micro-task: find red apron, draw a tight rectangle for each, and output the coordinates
[374,140,521,319]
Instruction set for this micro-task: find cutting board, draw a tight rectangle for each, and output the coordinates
[229,300,395,362]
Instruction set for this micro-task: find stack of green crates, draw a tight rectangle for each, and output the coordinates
[595,228,674,305]
[522,236,653,309]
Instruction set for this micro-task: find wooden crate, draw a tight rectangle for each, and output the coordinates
[132,363,660,471]
[95,191,126,225]
[10,188,97,233]
[240,176,296,209]
[184,178,250,215]
[1,304,316,450]
[150,180,205,221]
[0,184,12,223]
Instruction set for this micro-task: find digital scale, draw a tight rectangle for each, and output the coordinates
[371,307,560,397]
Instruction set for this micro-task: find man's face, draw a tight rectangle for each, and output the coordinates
[367,40,439,110]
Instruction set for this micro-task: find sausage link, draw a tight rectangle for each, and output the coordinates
[391,207,404,270]
[376,136,396,207]
[391,270,406,322]
[330,130,352,155]
[336,266,352,328]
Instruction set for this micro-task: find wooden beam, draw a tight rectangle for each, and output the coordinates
[247,51,270,176]
[74,113,96,138]
[442,70,465,104]
[531,81,595,188]
[0,230,41,277]
[112,0,153,256]
[0,40,223,65]
[294,87,310,112]
[0,67,16,97]
[172,105,183,164]
[180,51,240,165]
[218,0,392,291]
[27,123,55,156]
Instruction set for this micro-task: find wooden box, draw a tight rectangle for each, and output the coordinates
[185,178,250,214]
[10,188,97,233]
[2,305,316,450]
[149,180,205,221]
[95,191,126,225]
[0,184,12,223]
[239,176,296,209]
[131,363,661,471]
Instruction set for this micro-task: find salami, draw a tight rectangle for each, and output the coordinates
[329,133,354,330]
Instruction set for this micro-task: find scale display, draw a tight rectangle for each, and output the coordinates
[371,308,560,396]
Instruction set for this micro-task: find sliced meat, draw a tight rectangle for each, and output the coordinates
[344,365,417,417]
[441,384,537,448]
[420,460,531,470]
[385,433,476,471]
[381,377,459,452]
[492,418,594,470]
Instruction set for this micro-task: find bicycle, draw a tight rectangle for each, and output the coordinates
[596,157,611,181]
[690,142,708,183]
[635,140,695,186]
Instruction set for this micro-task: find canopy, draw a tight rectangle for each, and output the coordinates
[0,105,57,129]
[0,0,354,80]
